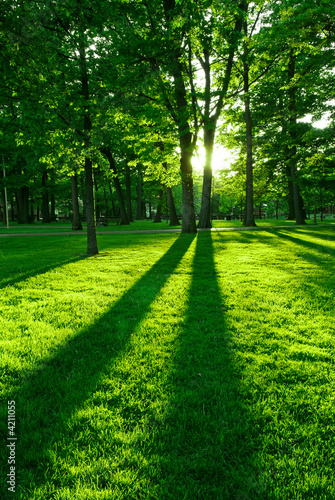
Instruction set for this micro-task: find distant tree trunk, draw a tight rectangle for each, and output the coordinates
[103,188,109,216]
[154,189,163,222]
[108,185,116,216]
[101,146,129,225]
[16,186,29,224]
[286,172,295,220]
[275,199,279,219]
[287,53,306,225]
[137,171,143,220]
[2,190,6,225]
[10,198,15,221]
[42,171,50,223]
[94,179,100,219]
[160,161,180,225]
[125,164,134,222]
[50,193,56,221]
[167,186,180,226]
[71,174,83,230]
[84,156,98,254]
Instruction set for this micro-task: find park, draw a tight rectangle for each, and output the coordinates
[1,0,335,498]
[0,220,335,499]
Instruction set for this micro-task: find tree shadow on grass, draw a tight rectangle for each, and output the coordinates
[149,232,266,499]
[0,235,195,499]
[0,235,88,289]
[275,229,335,261]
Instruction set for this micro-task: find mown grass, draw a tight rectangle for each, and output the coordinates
[1,216,334,235]
[1,227,335,499]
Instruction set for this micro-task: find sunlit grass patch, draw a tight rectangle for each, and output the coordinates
[0,228,334,499]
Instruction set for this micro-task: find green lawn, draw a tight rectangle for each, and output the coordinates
[1,227,335,499]
[1,216,334,235]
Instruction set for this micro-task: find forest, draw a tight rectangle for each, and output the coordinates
[1,0,334,254]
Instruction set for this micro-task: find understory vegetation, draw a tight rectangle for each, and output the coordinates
[1,227,335,499]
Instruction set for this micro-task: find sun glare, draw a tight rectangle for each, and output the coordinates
[192,145,234,174]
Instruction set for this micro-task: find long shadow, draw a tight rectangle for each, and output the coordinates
[148,232,266,499]
[275,229,335,262]
[0,235,87,289]
[0,234,195,499]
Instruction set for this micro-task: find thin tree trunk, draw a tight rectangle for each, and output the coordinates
[125,164,134,222]
[137,171,143,220]
[288,53,306,225]
[50,193,56,221]
[71,174,83,230]
[108,184,116,216]
[167,186,180,226]
[242,4,256,228]
[154,189,163,222]
[2,190,6,225]
[79,34,98,255]
[101,147,129,225]
[286,172,296,219]
[42,171,50,223]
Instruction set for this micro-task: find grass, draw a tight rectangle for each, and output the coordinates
[1,216,334,235]
[1,227,335,499]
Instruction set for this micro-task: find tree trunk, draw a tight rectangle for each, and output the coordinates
[198,49,214,230]
[242,7,256,228]
[198,125,215,228]
[16,186,29,224]
[79,35,98,255]
[172,59,197,233]
[108,184,116,216]
[2,190,6,225]
[288,54,306,225]
[154,189,163,222]
[71,174,83,230]
[101,146,129,225]
[85,157,98,254]
[180,132,197,232]
[167,186,180,226]
[42,171,50,223]
[286,172,296,219]
[125,164,134,222]
[50,193,56,221]
[136,171,143,220]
